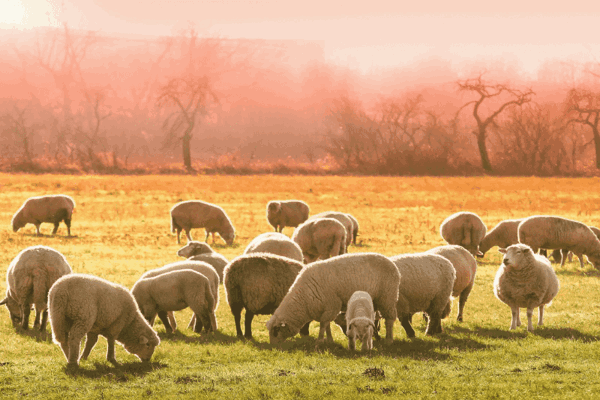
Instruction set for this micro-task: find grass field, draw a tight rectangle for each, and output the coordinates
[1,174,600,399]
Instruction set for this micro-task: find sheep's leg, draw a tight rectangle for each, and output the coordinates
[560,252,567,268]
[400,314,415,338]
[567,250,573,263]
[66,323,88,366]
[193,314,204,333]
[458,283,474,322]
[510,307,519,330]
[185,229,193,243]
[52,222,59,235]
[325,323,333,342]
[526,308,534,332]
[20,303,31,330]
[204,230,209,242]
[575,253,585,269]
[231,304,244,337]
[81,332,99,360]
[425,315,441,336]
[384,317,395,344]
[299,322,310,336]
[33,308,41,329]
[364,330,373,351]
[157,311,173,333]
[176,229,182,244]
[538,305,545,326]
[316,322,329,343]
[35,223,41,236]
[167,311,177,331]
[244,310,255,339]
[65,218,72,236]
[106,337,120,366]
[211,232,217,244]
[347,332,356,350]
[59,331,70,362]
[39,309,48,332]
[187,314,197,330]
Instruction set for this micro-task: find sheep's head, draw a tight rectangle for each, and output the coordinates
[499,244,533,270]
[11,211,25,232]
[587,252,600,270]
[347,317,375,343]
[123,333,160,363]
[0,295,22,328]
[266,315,295,344]
[221,229,235,246]
[177,241,213,258]
[267,202,281,216]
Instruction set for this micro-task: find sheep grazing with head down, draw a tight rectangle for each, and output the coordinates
[176,241,229,282]
[345,291,375,351]
[170,200,235,245]
[494,244,560,332]
[479,219,523,256]
[49,274,160,367]
[12,194,75,236]
[244,232,304,262]
[267,200,310,233]
[308,211,354,250]
[292,218,347,263]
[1,245,72,331]
[440,211,487,257]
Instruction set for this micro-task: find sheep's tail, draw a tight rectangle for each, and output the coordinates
[171,215,179,234]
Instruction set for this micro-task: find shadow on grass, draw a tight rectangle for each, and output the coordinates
[15,327,53,342]
[157,329,239,345]
[64,360,168,380]
[552,267,600,278]
[449,324,600,342]
[533,327,600,342]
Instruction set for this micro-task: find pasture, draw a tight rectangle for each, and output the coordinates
[1,174,600,399]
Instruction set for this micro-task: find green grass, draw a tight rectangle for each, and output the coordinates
[1,174,600,399]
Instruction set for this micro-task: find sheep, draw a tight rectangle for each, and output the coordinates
[131,269,217,334]
[223,253,308,339]
[170,200,235,245]
[389,253,455,337]
[308,211,354,249]
[177,241,215,257]
[267,200,310,233]
[1,245,72,331]
[494,244,560,332]
[141,260,220,332]
[479,219,523,256]
[48,274,160,367]
[345,291,375,351]
[243,232,304,262]
[176,241,229,282]
[346,213,360,245]
[440,211,487,257]
[518,215,600,270]
[425,245,477,322]
[266,253,400,346]
[11,194,75,236]
[292,218,346,263]
[549,226,600,265]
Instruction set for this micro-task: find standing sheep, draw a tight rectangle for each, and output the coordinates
[479,219,523,256]
[223,253,308,339]
[132,270,217,334]
[426,245,477,322]
[292,218,347,263]
[176,241,229,281]
[346,213,360,245]
[170,200,235,245]
[518,215,600,269]
[345,291,375,351]
[308,211,354,249]
[11,194,75,236]
[390,253,455,337]
[494,244,560,332]
[440,212,487,257]
[244,232,304,262]
[266,253,400,345]
[1,245,72,331]
[49,274,160,367]
[267,200,310,233]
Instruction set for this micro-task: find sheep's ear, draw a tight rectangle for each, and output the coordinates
[139,336,148,345]
[523,247,531,254]
[280,322,285,327]
[0,298,6,306]
[498,248,507,254]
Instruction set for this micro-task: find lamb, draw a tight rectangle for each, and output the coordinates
[223,253,308,339]
[48,274,160,367]
[243,232,304,262]
[132,269,217,334]
[141,260,220,332]
[439,211,487,257]
[266,200,310,232]
[176,241,229,281]
[170,200,235,245]
[345,291,375,351]
[308,211,354,249]
[1,245,72,331]
[518,215,600,269]
[494,244,560,332]
[11,194,75,236]
[479,219,523,256]
[389,253,455,337]
[266,253,400,345]
[346,213,360,245]
[425,245,477,322]
[292,218,346,263]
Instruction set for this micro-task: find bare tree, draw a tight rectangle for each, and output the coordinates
[0,105,39,163]
[565,87,600,169]
[72,89,112,170]
[457,74,535,172]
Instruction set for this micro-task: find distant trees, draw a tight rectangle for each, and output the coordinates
[565,87,600,169]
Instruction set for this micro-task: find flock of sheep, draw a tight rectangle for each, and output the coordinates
[4,194,599,368]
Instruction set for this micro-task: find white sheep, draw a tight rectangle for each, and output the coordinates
[479,219,523,256]
[267,200,310,232]
[390,253,455,337]
[440,211,487,257]
[170,200,235,245]
[291,218,346,263]
[11,194,75,236]
[266,253,400,345]
[346,213,360,245]
[176,241,229,282]
[1,245,72,331]
[345,291,375,351]
[177,241,214,256]
[518,215,600,269]
[243,232,304,262]
[494,244,560,332]
[141,260,220,332]
[132,269,217,334]
[426,245,477,322]
[223,253,307,339]
[308,211,354,249]
[48,274,160,367]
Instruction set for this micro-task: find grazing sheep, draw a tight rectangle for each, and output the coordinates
[308,211,354,249]
[1,245,72,331]
[176,241,229,281]
[345,291,375,351]
[170,200,235,245]
[11,194,75,236]
[390,253,455,337]
[223,253,308,339]
[346,213,360,245]
[132,269,217,334]
[479,219,523,256]
[549,226,600,265]
[440,212,487,257]
[244,232,304,262]
[292,218,346,263]
[518,215,600,269]
[141,260,220,332]
[177,241,215,257]
[266,253,400,345]
[267,200,310,232]
[49,274,160,367]
[426,245,477,322]
[494,244,560,332]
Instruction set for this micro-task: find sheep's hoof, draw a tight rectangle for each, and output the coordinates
[457,316,463,322]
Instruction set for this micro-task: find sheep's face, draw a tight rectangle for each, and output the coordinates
[221,230,235,246]
[267,202,281,217]
[11,214,25,232]
[266,316,296,344]
[177,241,212,258]
[124,335,160,363]
[0,296,22,327]
[499,244,533,270]
[348,318,374,343]
[587,252,600,270]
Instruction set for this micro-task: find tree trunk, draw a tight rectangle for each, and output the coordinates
[593,127,600,169]
[476,129,493,173]
[182,133,193,171]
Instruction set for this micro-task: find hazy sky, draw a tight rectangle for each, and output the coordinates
[3,0,600,74]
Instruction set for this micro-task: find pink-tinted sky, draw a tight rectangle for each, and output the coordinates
[3,0,600,75]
